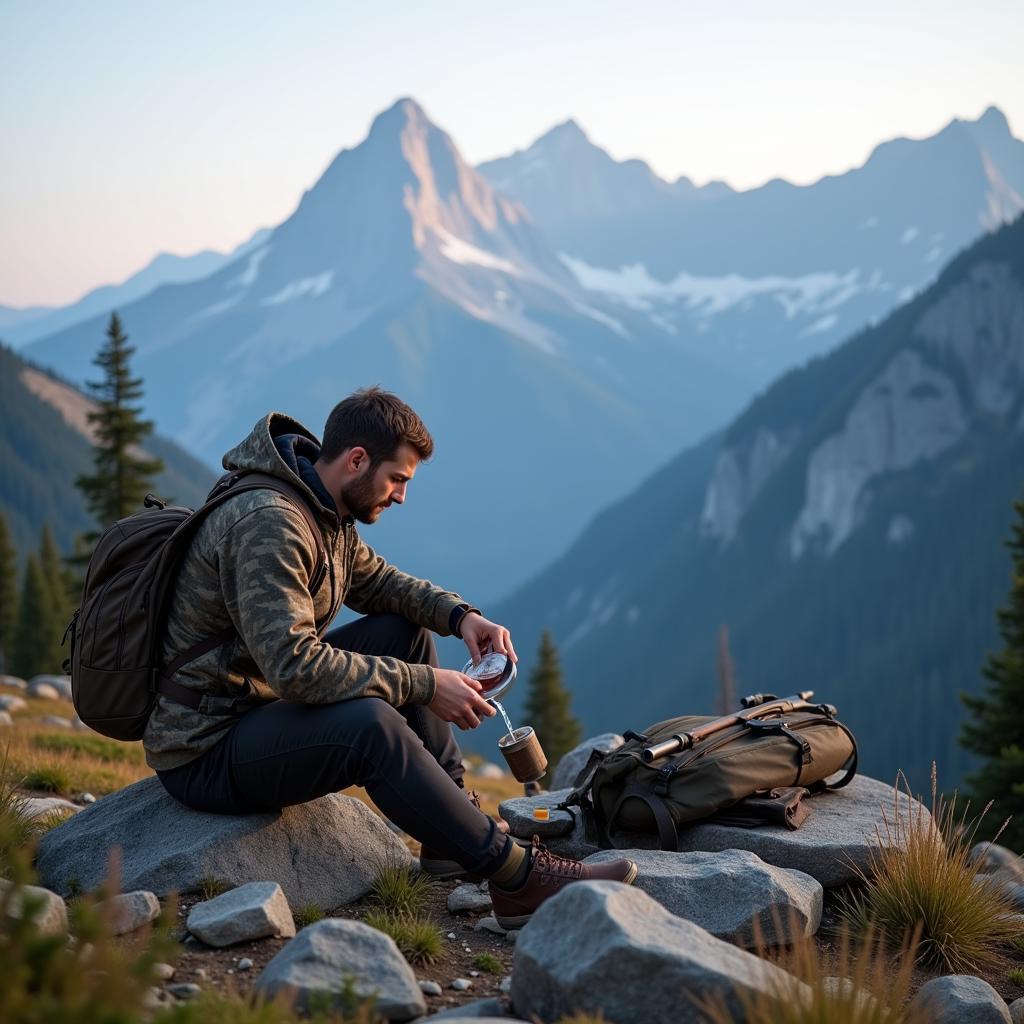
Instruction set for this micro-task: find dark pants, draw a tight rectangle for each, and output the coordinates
[157,614,510,876]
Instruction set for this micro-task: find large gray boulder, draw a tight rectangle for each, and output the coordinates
[551,733,624,791]
[0,674,27,690]
[0,694,27,712]
[254,918,425,1020]
[187,881,296,947]
[1009,996,1024,1024]
[584,848,821,946]
[36,776,411,910]
[502,775,929,887]
[910,975,1011,1023]
[511,880,808,1024]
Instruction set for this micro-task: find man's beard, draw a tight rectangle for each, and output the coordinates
[340,472,384,524]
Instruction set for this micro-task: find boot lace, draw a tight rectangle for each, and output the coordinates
[530,835,583,879]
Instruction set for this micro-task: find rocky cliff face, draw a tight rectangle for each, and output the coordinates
[701,256,1024,560]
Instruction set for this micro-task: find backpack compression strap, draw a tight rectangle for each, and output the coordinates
[154,471,331,713]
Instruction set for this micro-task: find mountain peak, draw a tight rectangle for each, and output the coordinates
[534,118,593,151]
[366,96,432,141]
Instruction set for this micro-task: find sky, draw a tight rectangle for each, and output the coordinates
[1,0,1021,308]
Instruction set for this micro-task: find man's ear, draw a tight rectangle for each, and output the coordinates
[346,446,370,473]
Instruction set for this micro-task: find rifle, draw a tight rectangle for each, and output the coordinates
[640,690,837,763]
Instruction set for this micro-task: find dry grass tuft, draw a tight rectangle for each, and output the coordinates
[840,764,1020,975]
[700,915,928,1024]
[368,855,436,918]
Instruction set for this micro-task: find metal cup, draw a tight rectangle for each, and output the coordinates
[498,726,547,783]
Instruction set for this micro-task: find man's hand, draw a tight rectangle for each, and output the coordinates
[429,668,497,730]
[460,612,518,666]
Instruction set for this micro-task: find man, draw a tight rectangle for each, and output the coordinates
[145,387,635,927]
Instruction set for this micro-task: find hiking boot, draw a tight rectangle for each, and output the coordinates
[418,789,510,880]
[489,835,638,929]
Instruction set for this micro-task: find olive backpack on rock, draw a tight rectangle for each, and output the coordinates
[63,471,327,741]
[560,691,858,849]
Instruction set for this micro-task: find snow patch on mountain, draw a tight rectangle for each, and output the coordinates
[261,271,334,305]
[230,247,270,289]
[559,255,867,320]
[434,227,522,276]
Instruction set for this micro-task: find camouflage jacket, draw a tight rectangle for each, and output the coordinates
[143,412,468,771]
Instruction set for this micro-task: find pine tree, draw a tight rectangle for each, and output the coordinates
[0,512,17,674]
[523,631,582,784]
[75,312,164,537]
[37,525,72,671]
[11,555,51,680]
[961,497,1024,853]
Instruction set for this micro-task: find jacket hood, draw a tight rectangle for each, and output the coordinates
[222,413,337,524]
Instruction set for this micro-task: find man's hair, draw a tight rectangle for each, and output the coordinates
[320,386,434,464]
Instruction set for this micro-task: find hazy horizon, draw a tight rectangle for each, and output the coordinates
[2,0,1021,308]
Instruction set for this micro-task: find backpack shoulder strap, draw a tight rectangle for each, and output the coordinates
[206,471,329,596]
[155,472,330,705]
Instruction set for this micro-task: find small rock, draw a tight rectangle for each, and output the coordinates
[451,978,472,991]
[254,918,426,1019]
[16,797,81,822]
[499,975,512,993]
[0,674,27,690]
[152,962,175,981]
[0,694,27,712]
[167,983,202,1001]
[475,915,506,935]
[26,681,61,701]
[0,710,11,727]
[551,733,625,790]
[447,931,457,939]
[1003,882,1024,911]
[823,976,880,1013]
[428,995,511,1019]
[28,675,72,700]
[911,975,1011,1023]
[37,715,73,728]
[469,970,480,977]
[238,957,253,971]
[98,890,161,935]
[143,986,170,1010]
[476,762,506,780]
[505,930,518,945]
[1009,996,1024,1024]
[187,881,295,947]
[193,967,209,981]
[419,979,443,996]
[81,793,96,804]
[970,842,1024,883]
[72,717,90,731]
[0,879,68,935]
[448,883,493,914]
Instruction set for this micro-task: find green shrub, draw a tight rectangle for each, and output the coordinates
[841,765,1020,974]
[368,857,436,917]
[472,952,503,974]
[33,732,144,764]
[198,875,231,900]
[22,762,72,794]
[0,747,36,872]
[1010,967,1024,986]
[363,910,442,965]
[294,903,325,928]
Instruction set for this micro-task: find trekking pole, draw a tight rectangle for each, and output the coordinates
[640,690,824,763]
